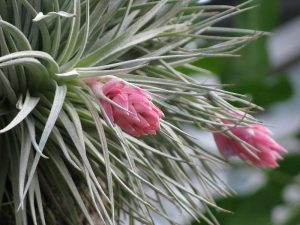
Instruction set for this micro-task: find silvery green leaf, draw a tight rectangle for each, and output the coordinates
[33,11,75,22]
[0,92,39,133]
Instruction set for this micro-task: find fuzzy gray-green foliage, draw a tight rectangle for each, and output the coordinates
[0,0,263,224]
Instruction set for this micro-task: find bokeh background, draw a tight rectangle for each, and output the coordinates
[191,0,300,224]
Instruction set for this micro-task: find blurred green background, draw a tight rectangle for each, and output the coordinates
[197,0,293,108]
[191,0,300,224]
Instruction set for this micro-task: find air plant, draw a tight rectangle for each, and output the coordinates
[0,0,286,225]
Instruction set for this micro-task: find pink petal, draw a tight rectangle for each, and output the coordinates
[213,133,236,159]
[100,100,114,122]
[102,79,125,95]
[112,94,129,116]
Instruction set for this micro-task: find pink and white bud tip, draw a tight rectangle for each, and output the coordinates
[213,119,287,168]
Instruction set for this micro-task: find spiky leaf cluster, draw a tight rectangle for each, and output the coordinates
[0,0,262,224]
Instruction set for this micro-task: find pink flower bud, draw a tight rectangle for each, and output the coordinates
[213,119,287,168]
[89,79,164,137]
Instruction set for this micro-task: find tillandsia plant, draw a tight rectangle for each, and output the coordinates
[0,0,286,225]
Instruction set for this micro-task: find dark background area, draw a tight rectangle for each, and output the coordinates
[207,0,300,23]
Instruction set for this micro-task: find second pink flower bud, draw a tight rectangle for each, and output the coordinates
[213,117,287,168]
